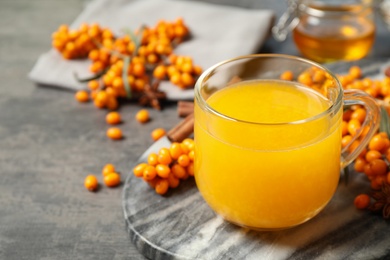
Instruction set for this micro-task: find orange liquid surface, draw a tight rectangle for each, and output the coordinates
[194,80,342,229]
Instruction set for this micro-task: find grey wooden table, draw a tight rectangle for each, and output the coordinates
[1,1,390,260]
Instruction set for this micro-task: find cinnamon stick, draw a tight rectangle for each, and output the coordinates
[167,113,194,143]
[177,101,194,117]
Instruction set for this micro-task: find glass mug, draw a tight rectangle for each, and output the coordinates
[272,0,376,63]
[194,54,380,230]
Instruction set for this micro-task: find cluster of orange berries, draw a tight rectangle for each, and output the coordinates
[132,138,195,195]
[280,65,333,96]
[343,107,390,186]
[337,66,390,210]
[343,107,390,210]
[52,23,104,59]
[153,55,203,89]
[55,19,202,111]
[84,164,121,192]
[338,66,390,102]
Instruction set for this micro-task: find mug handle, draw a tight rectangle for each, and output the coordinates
[341,89,380,168]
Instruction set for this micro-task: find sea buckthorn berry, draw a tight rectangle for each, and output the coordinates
[354,194,370,209]
[188,150,195,161]
[147,53,159,64]
[159,147,170,155]
[135,109,150,123]
[358,147,367,159]
[104,172,121,187]
[369,134,387,151]
[369,159,388,176]
[360,126,370,139]
[88,80,100,90]
[171,163,186,179]
[88,49,99,61]
[167,173,180,188]
[343,109,353,121]
[168,54,177,64]
[180,143,190,154]
[349,66,362,79]
[169,142,183,160]
[155,179,169,195]
[381,138,390,154]
[151,128,166,141]
[170,72,181,85]
[112,77,124,88]
[187,162,194,176]
[94,98,106,109]
[347,118,361,136]
[280,71,294,81]
[96,90,108,104]
[365,150,382,162]
[106,127,123,140]
[147,177,159,189]
[354,157,367,173]
[182,138,194,151]
[298,72,313,86]
[133,62,146,77]
[153,65,167,80]
[181,73,195,88]
[364,163,374,176]
[84,175,99,192]
[90,90,98,100]
[177,154,190,167]
[105,111,121,125]
[351,108,366,124]
[158,149,172,165]
[90,61,104,73]
[156,164,171,178]
[143,165,157,181]
[341,121,348,136]
[341,135,352,148]
[107,97,119,111]
[102,163,115,176]
[133,163,147,177]
[312,70,326,83]
[348,140,360,153]
[75,90,90,103]
[193,65,203,76]
[167,65,178,77]
[365,88,379,98]
[147,153,158,166]
[374,175,387,187]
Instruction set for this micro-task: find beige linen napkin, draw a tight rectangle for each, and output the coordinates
[29,0,274,100]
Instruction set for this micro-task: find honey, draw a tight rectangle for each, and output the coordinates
[273,0,376,63]
[293,5,375,63]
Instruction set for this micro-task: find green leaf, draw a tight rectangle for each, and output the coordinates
[73,69,107,83]
[120,26,146,99]
[122,25,146,51]
[122,56,132,98]
[379,106,390,137]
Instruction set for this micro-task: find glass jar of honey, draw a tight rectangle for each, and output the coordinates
[273,0,376,63]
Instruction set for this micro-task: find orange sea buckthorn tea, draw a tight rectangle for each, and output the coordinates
[194,54,380,230]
